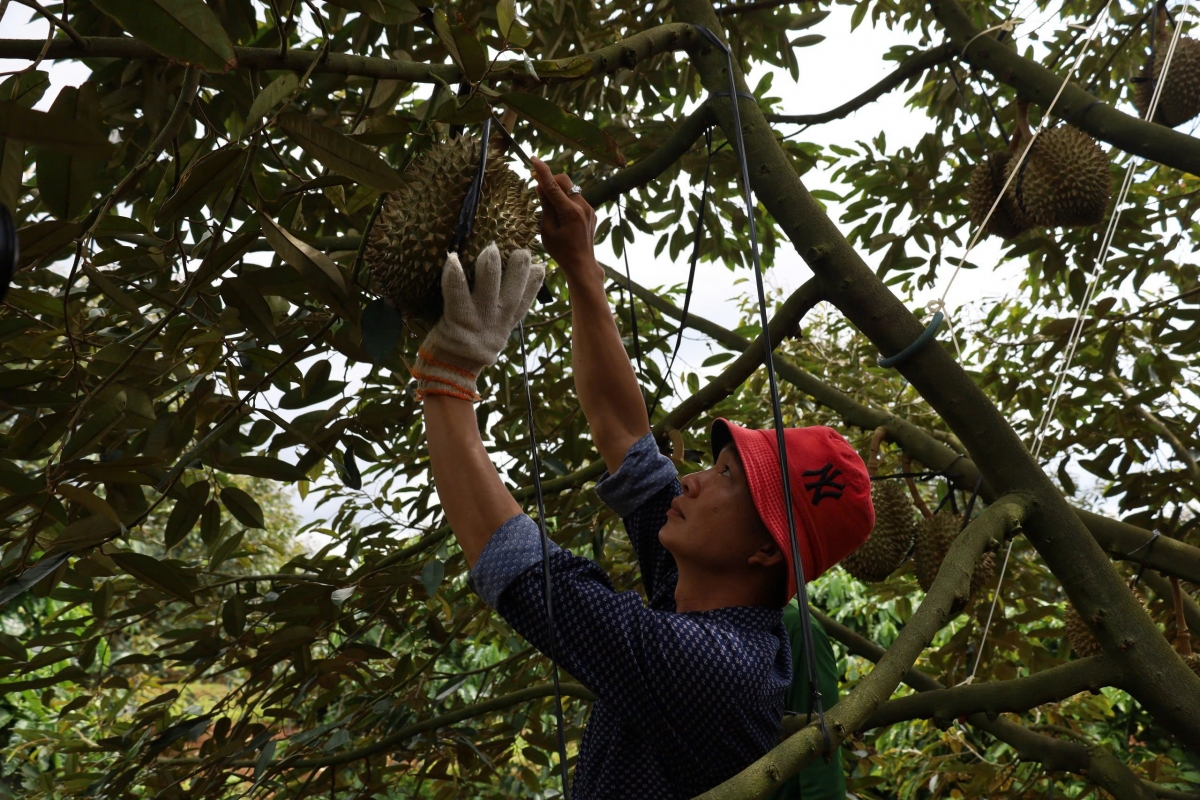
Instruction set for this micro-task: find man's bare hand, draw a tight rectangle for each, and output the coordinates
[531,158,599,284]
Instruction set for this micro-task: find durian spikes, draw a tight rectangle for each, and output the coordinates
[841,428,916,583]
[1134,5,1200,128]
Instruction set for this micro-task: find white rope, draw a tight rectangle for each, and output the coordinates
[935,0,1117,359]
[962,1,1195,685]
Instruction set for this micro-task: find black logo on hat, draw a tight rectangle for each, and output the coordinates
[802,463,844,505]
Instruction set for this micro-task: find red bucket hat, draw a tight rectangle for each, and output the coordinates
[711,419,874,598]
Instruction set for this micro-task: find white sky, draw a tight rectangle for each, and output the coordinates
[1,3,1181,531]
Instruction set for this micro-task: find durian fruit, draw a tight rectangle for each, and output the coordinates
[1134,12,1200,128]
[842,479,917,582]
[1006,102,1111,229]
[968,150,1032,240]
[913,511,996,613]
[364,134,539,321]
[1063,589,1150,658]
[1064,602,1104,658]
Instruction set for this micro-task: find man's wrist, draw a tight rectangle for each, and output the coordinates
[562,256,605,296]
[412,347,482,402]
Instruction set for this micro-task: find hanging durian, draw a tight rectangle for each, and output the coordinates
[1063,588,1150,658]
[364,134,540,321]
[913,510,996,613]
[1134,4,1200,127]
[1006,101,1111,229]
[842,429,917,582]
[968,149,1032,240]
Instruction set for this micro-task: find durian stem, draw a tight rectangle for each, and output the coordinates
[901,454,933,519]
[1173,576,1194,656]
[867,426,888,476]
[1013,99,1032,146]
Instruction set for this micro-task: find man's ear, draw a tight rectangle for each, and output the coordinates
[747,539,785,568]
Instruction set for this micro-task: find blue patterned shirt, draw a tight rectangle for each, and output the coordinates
[471,434,791,799]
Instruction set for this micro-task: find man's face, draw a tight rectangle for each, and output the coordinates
[659,444,779,576]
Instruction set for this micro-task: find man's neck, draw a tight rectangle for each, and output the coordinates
[673,566,770,613]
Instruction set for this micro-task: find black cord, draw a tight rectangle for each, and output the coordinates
[694,23,831,759]
[947,66,991,152]
[648,125,714,421]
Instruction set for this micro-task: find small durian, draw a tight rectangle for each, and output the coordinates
[1064,602,1104,658]
[842,480,917,582]
[1133,14,1200,127]
[913,511,995,613]
[365,134,539,321]
[968,150,1032,240]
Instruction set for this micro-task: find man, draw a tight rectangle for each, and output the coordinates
[419,157,875,799]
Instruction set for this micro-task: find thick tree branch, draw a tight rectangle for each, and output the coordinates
[0,23,697,84]
[764,43,955,126]
[583,101,715,207]
[929,0,1200,176]
[815,611,1167,800]
[678,0,1200,768]
[694,493,1030,799]
[860,656,1121,731]
[607,266,1200,587]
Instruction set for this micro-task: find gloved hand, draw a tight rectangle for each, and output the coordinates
[412,243,544,402]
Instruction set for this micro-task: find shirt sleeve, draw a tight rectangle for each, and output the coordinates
[594,433,681,608]
[469,514,559,609]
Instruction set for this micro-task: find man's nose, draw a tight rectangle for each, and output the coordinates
[680,469,707,497]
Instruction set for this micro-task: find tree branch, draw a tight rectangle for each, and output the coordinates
[607,266,1200,587]
[764,43,955,126]
[0,23,698,84]
[859,656,1121,732]
[929,0,1200,176]
[693,493,1030,799]
[10,0,87,49]
[815,611,1166,800]
[583,101,715,207]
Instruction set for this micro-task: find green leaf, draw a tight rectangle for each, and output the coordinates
[222,592,245,637]
[496,0,532,46]
[209,529,245,570]
[35,83,102,220]
[157,145,246,224]
[361,298,403,363]
[16,221,82,268]
[245,72,299,129]
[276,113,403,192]
[0,102,113,159]
[220,276,276,340]
[50,516,122,552]
[450,23,488,82]
[791,34,825,47]
[83,265,149,323]
[221,456,306,482]
[165,482,209,550]
[220,486,265,528]
[322,0,419,24]
[790,10,830,30]
[90,0,236,72]
[0,460,40,496]
[0,553,71,609]
[258,214,357,320]
[421,559,444,597]
[110,551,196,604]
[55,483,123,527]
[501,93,626,167]
[701,352,735,367]
[0,632,28,662]
[61,399,125,462]
[200,500,222,545]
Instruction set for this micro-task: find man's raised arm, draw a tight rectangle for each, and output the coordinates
[531,159,649,474]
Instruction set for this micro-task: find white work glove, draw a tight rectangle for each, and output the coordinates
[411,243,544,402]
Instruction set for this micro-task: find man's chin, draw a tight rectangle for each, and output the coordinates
[658,519,683,552]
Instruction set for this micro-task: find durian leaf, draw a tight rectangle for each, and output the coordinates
[220,275,277,340]
[35,84,101,220]
[0,102,113,159]
[220,456,307,482]
[361,298,403,363]
[434,94,492,125]
[156,145,247,224]
[496,0,532,47]
[449,23,488,82]
[246,73,299,129]
[89,0,236,72]
[220,486,265,528]
[501,93,627,167]
[258,214,358,321]
[276,113,404,192]
[110,552,196,605]
[322,0,419,24]
[15,220,82,269]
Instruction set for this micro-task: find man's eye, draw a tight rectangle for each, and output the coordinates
[721,465,732,478]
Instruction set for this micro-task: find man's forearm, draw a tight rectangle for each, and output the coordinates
[565,258,650,473]
[425,395,521,567]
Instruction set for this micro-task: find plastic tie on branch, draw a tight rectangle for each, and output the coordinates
[876,310,945,369]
